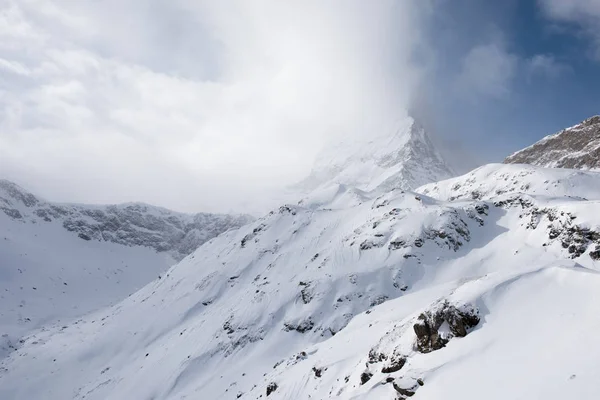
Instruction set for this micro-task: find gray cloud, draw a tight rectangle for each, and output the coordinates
[0,0,427,213]
[525,54,570,80]
[456,41,519,99]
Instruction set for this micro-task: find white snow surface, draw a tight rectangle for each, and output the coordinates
[0,211,173,358]
[0,180,252,358]
[2,163,600,399]
[295,116,454,194]
[417,163,600,201]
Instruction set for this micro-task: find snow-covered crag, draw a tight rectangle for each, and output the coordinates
[295,117,454,193]
[3,161,600,399]
[504,115,600,169]
[0,179,252,357]
[0,179,253,261]
[3,121,600,399]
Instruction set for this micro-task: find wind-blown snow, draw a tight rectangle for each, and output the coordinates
[1,162,600,399]
[295,117,454,194]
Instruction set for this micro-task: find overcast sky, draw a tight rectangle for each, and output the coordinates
[1,0,599,213]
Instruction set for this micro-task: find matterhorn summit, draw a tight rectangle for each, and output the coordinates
[296,116,455,194]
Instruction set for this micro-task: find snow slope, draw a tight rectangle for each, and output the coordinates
[2,164,600,399]
[0,180,252,358]
[417,163,600,201]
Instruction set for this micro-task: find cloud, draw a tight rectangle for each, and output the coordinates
[0,0,427,213]
[538,0,600,59]
[525,54,570,79]
[456,42,518,99]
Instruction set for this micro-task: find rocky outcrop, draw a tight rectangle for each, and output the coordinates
[266,382,278,396]
[504,116,600,170]
[283,318,315,333]
[0,179,253,260]
[413,302,480,353]
[495,194,600,260]
[392,377,424,400]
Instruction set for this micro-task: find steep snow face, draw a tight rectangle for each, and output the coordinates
[2,164,600,400]
[295,117,454,193]
[0,180,252,357]
[504,115,600,169]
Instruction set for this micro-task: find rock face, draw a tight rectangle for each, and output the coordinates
[0,179,253,260]
[504,116,600,169]
[413,302,480,353]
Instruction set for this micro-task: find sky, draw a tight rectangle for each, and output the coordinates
[0,0,599,214]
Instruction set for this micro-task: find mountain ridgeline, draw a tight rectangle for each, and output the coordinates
[504,115,600,169]
[0,179,253,261]
[2,116,600,400]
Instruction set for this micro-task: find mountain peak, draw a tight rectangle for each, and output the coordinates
[294,116,454,193]
[504,115,600,170]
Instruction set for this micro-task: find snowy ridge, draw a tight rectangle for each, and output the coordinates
[504,115,600,170]
[0,179,253,261]
[417,163,600,201]
[295,117,454,194]
[2,164,600,399]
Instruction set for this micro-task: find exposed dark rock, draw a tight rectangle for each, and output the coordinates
[266,382,278,396]
[223,321,235,335]
[475,204,489,215]
[283,318,314,333]
[381,355,406,374]
[299,282,314,304]
[1,207,22,219]
[413,302,479,353]
[370,295,389,307]
[392,381,417,398]
[360,372,373,385]
[312,366,323,378]
[388,239,407,250]
[496,195,600,260]
[590,246,600,260]
[368,349,387,364]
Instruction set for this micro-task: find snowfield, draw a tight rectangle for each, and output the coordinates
[0,180,252,358]
[0,210,173,359]
[2,162,600,399]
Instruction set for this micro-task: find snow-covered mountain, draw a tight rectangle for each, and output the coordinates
[0,179,252,357]
[0,180,253,261]
[295,117,454,193]
[2,160,600,399]
[504,115,600,169]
